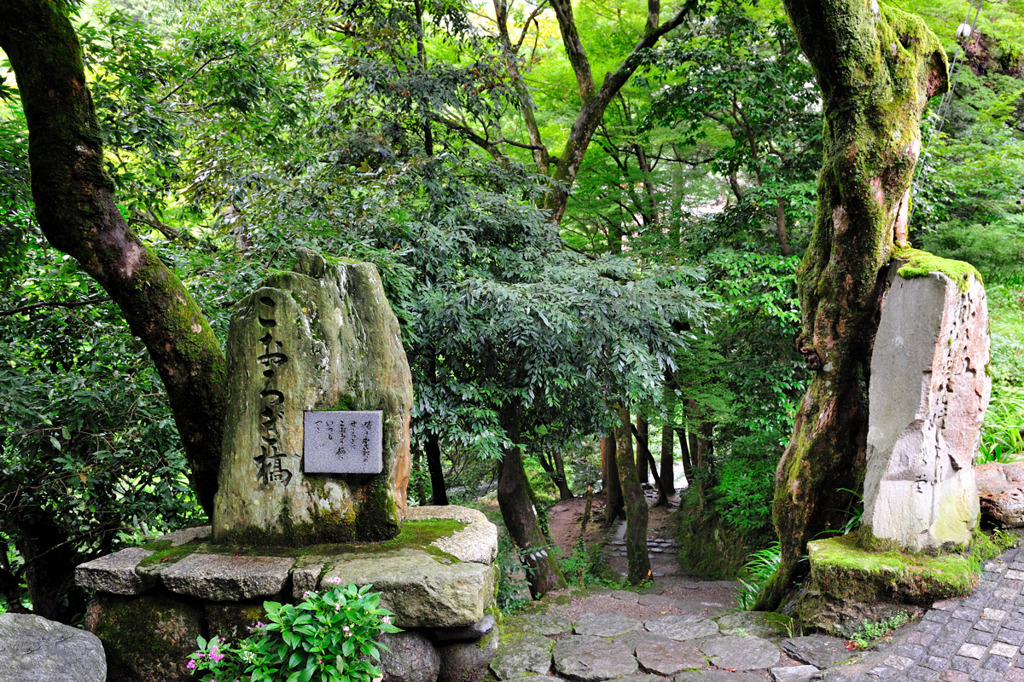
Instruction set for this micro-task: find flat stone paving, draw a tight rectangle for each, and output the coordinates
[494,529,1024,680]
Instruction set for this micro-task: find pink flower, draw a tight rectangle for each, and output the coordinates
[382,615,392,625]
[186,659,197,671]
[325,576,343,585]
[342,625,350,633]
[372,677,382,682]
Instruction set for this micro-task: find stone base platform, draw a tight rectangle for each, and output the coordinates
[798,531,983,636]
[75,505,499,682]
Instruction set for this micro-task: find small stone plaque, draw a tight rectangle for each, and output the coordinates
[303,411,383,474]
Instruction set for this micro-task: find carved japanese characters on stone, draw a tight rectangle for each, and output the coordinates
[213,249,413,545]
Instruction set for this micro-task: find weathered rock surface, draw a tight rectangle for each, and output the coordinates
[323,550,494,628]
[715,610,790,640]
[863,268,989,551]
[86,593,202,682]
[552,635,638,681]
[407,505,498,564]
[490,633,552,679]
[214,249,413,544]
[437,627,500,682]
[204,602,267,643]
[75,547,153,595]
[572,612,642,637]
[516,613,573,636]
[976,461,1024,527]
[779,635,850,669]
[431,614,496,643]
[150,525,210,547]
[771,665,822,682]
[634,634,706,675]
[379,631,441,682]
[697,635,780,671]
[644,614,720,640]
[674,671,765,681]
[159,553,294,600]
[0,614,106,682]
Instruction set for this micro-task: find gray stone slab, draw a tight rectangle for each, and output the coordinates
[303,410,383,474]
[635,634,707,675]
[645,614,720,640]
[780,635,852,669]
[552,635,638,681]
[638,593,681,609]
[75,547,153,595]
[159,553,294,600]
[771,666,823,682]
[611,589,641,602]
[290,558,326,599]
[515,613,574,637]
[323,550,494,628]
[574,611,643,637]
[406,505,498,564]
[0,614,106,682]
[698,635,781,671]
[716,610,792,640]
[430,614,496,643]
[490,633,552,679]
[674,671,765,681]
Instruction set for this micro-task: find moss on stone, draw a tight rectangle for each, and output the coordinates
[893,247,981,292]
[807,531,977,605]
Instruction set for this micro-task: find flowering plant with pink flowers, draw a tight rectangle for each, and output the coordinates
[187,580,400,681]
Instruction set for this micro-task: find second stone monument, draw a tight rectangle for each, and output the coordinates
[213,249,413,544]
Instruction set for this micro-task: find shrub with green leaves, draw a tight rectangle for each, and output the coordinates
[187,581,400,682]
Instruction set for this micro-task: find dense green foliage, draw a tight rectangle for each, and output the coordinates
[2,0,1024,617]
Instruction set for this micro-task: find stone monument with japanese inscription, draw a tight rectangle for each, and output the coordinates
[213,249,413,544]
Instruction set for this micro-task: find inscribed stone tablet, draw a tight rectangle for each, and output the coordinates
[304,411,383,474]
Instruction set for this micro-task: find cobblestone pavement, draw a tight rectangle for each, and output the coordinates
[491,544,1024,681]
[825,547,1024,682]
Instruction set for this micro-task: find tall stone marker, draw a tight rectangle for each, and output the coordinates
[213,249,413,544]
[862,263,990,551]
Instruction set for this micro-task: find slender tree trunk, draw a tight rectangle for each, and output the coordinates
[553,449,574,501]
[775,198,793,256]
[676,428,693,486]
[425,431,448,506]
[657,423,675,505]
[756,0,947,611]
[497,406,564,597]
[602,435,624,528]
[1,0,227,515]
[614,404,650,584]
[636,414,650,485]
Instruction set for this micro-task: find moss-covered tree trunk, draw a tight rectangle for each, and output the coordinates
[755,0,947,610]
[2,0,227,515]
[614,404,651,584]
[497,406,565,597]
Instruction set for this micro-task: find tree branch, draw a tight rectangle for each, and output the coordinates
[0,296,109,318]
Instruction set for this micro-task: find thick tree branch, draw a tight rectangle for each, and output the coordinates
[1,0,227,514]
[0,296,109,318]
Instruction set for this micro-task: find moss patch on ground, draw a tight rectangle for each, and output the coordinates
[894,247,982,292]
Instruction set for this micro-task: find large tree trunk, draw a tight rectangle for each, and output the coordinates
[425,431,448,506]
[20,514,87,623]
[676,428,693,486]
[497,406,564,597]
[601,435,624,528]
[1,0,227,515]
[614,404,651,584]
[756,0,947,611]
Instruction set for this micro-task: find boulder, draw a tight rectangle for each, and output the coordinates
[0,614,106,682]
[489,633,552,679]
[214,249,413,544]
[322,550,495,628]
[406,505,498,564]
[379,631,441,682]
[976,461,1024,527]
[86,593,202,682]
[862,267,989,551]
[437,626,500,682]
